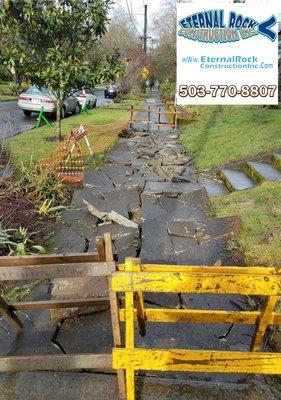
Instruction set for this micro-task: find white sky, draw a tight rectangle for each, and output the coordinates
[114,0,161,34]
[113,0,281,35]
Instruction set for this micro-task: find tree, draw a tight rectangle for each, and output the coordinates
[100,5,145,96]
[149,0,177,85]
[0,0,115,140]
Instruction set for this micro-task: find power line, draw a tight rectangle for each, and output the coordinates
[125,0,142,35]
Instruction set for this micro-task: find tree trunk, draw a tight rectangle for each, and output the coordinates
[56,98,62,141]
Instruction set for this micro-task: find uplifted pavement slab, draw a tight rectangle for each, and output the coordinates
[105,149,137,166]
[103,164,134,187]
[84,169,114,192]
[96,223,140,261]
[101,188,141,215]
[57,311,113,354]
[167,217,240,243]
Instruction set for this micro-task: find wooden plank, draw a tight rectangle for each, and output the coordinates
[251,295,278,351]
[0,296,23,331]
[0,262,115,281]
[158,111,180,116]
[105,233,126,400]
[111,271,281,296]
[113,348,281,374]
[0,253,100,267]
[157,107,161,131]
[130,105,134,129]
[10,298,110,311]
[154,123,178,127]
[117,263,280,275]
[96,237,106,262]
[127,108,148,113]
[119,308,281,325]
[132,120,153,124]
[0,353,112,373]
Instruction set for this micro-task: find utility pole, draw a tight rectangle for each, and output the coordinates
[144,3,148,54]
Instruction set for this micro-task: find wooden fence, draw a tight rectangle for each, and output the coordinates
[129,106,180,131]
[112,258,281,400]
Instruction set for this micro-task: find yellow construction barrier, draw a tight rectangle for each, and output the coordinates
[112,258,281,400]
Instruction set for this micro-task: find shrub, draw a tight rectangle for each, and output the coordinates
[0,224,45,256]
[159,79,176,103]
[11,164,71,209]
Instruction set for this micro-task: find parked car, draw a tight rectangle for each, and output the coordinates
[18,86,81,118]
[74,89,97,109]
[104,85,117,99]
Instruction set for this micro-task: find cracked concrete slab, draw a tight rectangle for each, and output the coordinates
[167,217,241,244]
[96,223,140,261]
[140,220,174,263]
[60,208,98,237]
[144,181,200,195]
[84,170,113,188]
[101,188,141,214]
[0,282,60,357]
[57,312,113,354]
[54,224,93,253]
[105,149,137,166]
[102,164,134,187]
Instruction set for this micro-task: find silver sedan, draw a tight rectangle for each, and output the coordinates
[18,86,81,118]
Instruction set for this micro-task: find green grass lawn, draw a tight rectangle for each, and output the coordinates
[212,180,281,267]
[8,108,127,165]
[0,82,17,101]
[180,105,281,171]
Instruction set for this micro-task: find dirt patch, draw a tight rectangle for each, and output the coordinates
[0,185,54,250]
[0,184,55,299]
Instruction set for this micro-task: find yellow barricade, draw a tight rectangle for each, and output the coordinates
[112,258,281,400]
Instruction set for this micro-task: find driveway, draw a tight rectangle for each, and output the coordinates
[0,89,111,140]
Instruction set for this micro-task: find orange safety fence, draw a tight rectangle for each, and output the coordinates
[38,114,130,185]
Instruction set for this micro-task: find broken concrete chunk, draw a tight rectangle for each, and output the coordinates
[121,175,146,191]
[83,199,107,220]
[107,211,139,229]
[83,200,138,229]
[96,224,140,261]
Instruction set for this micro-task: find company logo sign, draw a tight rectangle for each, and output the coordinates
[178,10,277,43]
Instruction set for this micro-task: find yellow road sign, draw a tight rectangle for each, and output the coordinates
[140,67,149,80]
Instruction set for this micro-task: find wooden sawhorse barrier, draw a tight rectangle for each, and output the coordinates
[112,258,281,400]
[129,106,180,131]
[0,233,126,399]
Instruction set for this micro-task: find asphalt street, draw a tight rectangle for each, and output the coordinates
[0,89,111,140]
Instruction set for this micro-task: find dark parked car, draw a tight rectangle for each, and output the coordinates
[104,85,117,99]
